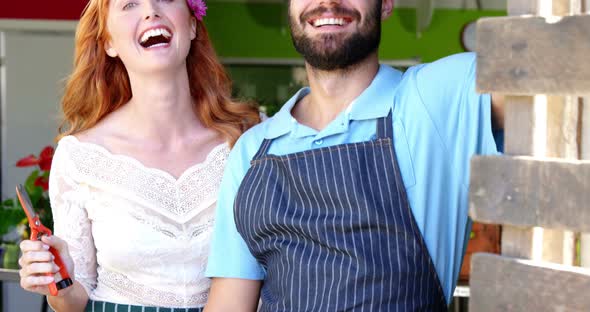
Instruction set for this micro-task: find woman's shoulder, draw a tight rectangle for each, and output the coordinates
[56,133,102,156]
[54,135,81,159]
[53,132,117,177]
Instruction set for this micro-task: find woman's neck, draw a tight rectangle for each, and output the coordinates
[119,68,204,145]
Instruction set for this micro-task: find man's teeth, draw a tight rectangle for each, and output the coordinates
[313,18,346,27]
[140,28,172,44]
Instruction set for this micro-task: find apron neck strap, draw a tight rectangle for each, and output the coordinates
[253,138,273,160]
[376,109,394,139]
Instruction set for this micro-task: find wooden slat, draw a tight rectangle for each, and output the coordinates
[546,95,580,159]
[583,97,590,160]
[582,97,590,267]
[583,233,590,267]
[476,15,590,95]
[501,227,535,258]
[543,229,576,264]
[504,96,535,155]
[553,0,582,15]
[469,253,590,311]
[544,94,580,265]
[469,155,590,232]
[507,0,536,15]
[502,227,576,264]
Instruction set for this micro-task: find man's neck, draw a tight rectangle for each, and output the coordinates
[292,54,380,131]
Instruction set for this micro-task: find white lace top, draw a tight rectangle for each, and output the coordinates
[49,135,229,308]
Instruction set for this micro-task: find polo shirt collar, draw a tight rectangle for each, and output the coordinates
[265,65,403,140]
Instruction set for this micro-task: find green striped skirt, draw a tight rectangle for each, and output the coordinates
[84,300,204,312]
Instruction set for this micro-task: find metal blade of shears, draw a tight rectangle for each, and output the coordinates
[16,184,37,221]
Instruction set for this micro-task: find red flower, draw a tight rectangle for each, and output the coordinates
[34,176,49,191]
[16,155,39,167]
[15,146,54,171]
[39,146,54,159]
[38,146,54,171]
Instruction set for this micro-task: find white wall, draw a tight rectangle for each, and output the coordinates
[0,23,75,312]
[1,29,74,198]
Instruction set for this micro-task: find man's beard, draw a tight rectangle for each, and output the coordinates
[289,3,382,71]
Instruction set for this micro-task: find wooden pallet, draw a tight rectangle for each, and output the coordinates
[467,0,590,310]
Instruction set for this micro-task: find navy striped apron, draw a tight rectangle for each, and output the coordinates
[234,111,447,311]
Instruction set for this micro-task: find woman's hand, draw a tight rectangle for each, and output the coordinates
[19,235,75,296]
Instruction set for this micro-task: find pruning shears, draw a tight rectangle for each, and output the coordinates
[16,184,73,296]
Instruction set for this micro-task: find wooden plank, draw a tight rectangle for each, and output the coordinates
[553,0,582,15]
[469,253,590,311]
[546,95,581,159]
[507,0,536,15]
[582,233,590,267]
[501,95,579,263]
[501,95,541,259]
[544,95,579,265]
[502,227,575,264]
[542,229,576,264]
[469,155,590,233]
[504,96,535,155]
[476,15,590,95]
[582,97,590,267]
[509,0,584,16]
[583,97,590,159]
[501,226,535,258]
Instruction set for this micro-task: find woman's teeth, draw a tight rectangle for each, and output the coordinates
[140,28,172,45]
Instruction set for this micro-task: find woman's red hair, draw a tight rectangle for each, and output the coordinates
[58,0,260,147]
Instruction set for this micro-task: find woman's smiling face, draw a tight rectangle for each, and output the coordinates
[105,0,197,74]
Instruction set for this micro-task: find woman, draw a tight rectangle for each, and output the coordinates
[18,0,260,311]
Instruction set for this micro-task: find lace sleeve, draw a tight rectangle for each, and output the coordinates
[49,143,97,296]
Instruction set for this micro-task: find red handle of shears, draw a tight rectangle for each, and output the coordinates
[29,228,72,296]
[31,225,71,296]
[17,185,73,296]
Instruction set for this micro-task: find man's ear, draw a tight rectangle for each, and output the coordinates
[104,41,118,58]
[190,18,197,40]
[382,0,394,20]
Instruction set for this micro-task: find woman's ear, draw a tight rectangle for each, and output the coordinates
[190,18,197,40]
[104,41,118,58]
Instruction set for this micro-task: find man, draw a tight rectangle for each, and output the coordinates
[204,0,503,311]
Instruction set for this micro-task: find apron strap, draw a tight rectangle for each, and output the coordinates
[376,109,394,139]
[252,138,273,160]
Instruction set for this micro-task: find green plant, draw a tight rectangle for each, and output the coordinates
[0,199,26,242]
[0,146,54,243]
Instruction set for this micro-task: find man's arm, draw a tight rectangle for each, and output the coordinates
[491,94,505,130]
[204,278,261,312]
[205,131,267,311]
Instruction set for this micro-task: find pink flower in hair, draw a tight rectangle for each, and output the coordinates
[187,0,207,21]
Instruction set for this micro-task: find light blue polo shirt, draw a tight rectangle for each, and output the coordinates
[206,52,498,303]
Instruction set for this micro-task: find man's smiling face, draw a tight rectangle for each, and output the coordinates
[288,0,383,71]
